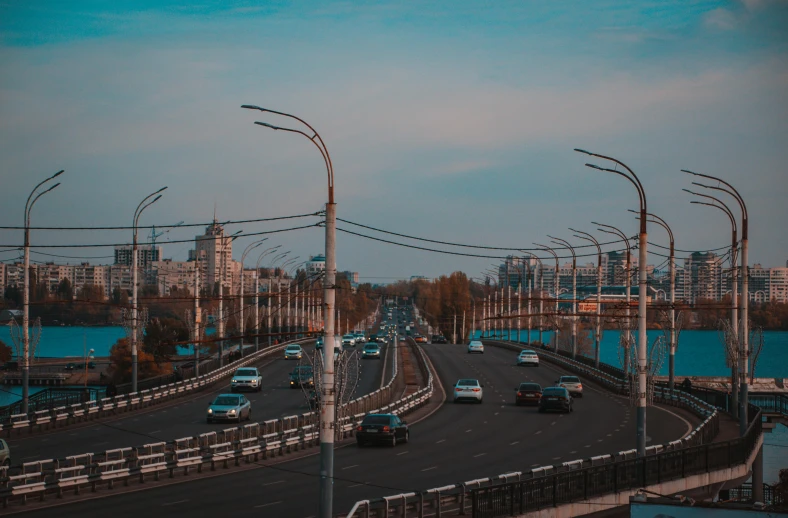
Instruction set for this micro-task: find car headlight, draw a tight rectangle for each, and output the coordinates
[207,408,213,414]
[228,409,236,415]
[251,379,258,385]
[232,379,237,383]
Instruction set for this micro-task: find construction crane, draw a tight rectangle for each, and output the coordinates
[150,221,184,246]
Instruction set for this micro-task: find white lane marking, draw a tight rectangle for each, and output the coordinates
[342,465,359,470]
[510,441,519,446]
[436,439,446,444]
[397,451,409,456]
[570,451,577,454]
[254,501,282,508]
[149,430,161,434]
[597,439,604,442]
[551,422,556,426]
[584,444,591,448]
[534,430,542,435]
[494,412,499,416]
[348,483,364,488]
[163,500,190,506]
[553,457,561,460]
[651,404,694,439]
[421,466,437,471]
[465,429,472,433]
[21,456,38,460]
[473,453,486,458]
[531,463,539,467]
[263,480,285,486]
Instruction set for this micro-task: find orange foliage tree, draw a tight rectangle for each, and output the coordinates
[107,337,172,384]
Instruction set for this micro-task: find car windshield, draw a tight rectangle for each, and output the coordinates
[286,346,301,351]
[295,366,312,373]
[235,369,257,377]
[519,383,541,391]
[364,345,378,350]
[343,334,353,338]
[520,351,535,355]
[561,377,580,383]
[361,415,392,425]
[457,379,479,387]
[543,388,566,396]
[213,396,240,406]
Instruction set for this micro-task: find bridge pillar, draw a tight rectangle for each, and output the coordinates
[752,445,764,503]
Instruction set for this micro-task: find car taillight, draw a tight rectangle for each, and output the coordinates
[578,384,583,388]
[455,388,462,391]
[356,426,363,431]
[472,388,481,392]
[383,426,390,432]
[517,392,522,396]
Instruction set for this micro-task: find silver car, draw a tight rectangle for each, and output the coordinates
[557,375,584,397]
[231,367,263,392]
[453,378,484,403]
[0,438,10,466]
[207,394,252,423]
[467,340,485,354]
[284,344,303,360]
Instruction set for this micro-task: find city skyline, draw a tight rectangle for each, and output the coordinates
[1,1,787,281]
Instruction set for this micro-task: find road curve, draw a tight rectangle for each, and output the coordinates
[11,343,694,517]
[9,342,387,464]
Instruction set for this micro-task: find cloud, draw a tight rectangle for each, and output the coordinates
[703,7,739,30]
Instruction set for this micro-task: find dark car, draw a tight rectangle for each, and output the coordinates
[431,335,448,344]
[64,363,75,371]
[289,366,314,389]
[356,414,409,447]
[515,382,543,406]
[539,387,573,414]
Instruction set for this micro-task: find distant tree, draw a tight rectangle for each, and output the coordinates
[4,286,22,306]
[141,284,159,297]
[107,337,172,384]
[77,284,105,302]
[143,317,189,362]
[112,287,129,306]
[0,339,12,363]
[57,278,74,301]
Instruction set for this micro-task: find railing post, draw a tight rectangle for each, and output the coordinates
[510,483,515,515]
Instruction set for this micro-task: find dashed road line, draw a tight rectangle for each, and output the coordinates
[421,466,437,472]
[254,501,282,508]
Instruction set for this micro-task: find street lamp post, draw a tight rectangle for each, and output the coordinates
[254,246,282,352]
[217,230,242,367]
[593,223,633,375]
[22,170,63,413]
[239,239,268,357]
[243,105,337,518]
[683,170,749,435]
[535,244,559,352]
[521,252,544,344]
[549,236,577,358]
[684,189,739,417]
[570,229,602,368]
[131,187,167,393]
[577,149,648,457]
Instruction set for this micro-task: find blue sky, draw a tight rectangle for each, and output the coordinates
[1,1,786,280]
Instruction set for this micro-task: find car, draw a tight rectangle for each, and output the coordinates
[362,343,382,359]
[0,438,10,466]
[315,336,324,350]
[557,376,583,397]
[342,334,356,348]
[369,334,380,343]
[231,367,263,392]
[414,335,428,344]
[289,365,314,388]
[453,378,484,403]
[431,335,447,344]
[515,382,543,406]
[356,413,409,447]
[539,387,573,413]
[207,394,252,423]
[517,350,539,367]
[467,340,484,354]
[64,363,75,371]
[284,344,304,360]
[88,361,96,369]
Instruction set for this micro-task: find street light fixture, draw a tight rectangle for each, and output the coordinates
[575,148,648,457]
[682,171,749,434]
[519,252,544,345]
[534,243,559,352]
[254,245,282,352]
[131,186,167,393]
[548,236,577,358]
[21,170,64,413]
[239,239,268,357]
[217,229,243,367]
[569,228,603,368]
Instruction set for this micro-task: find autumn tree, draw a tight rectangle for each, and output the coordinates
[107,337,172,384]
[0,339,12,363]
[143,317,190,362]
[57,278,74,301]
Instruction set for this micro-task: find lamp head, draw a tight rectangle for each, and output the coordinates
[52,170,65,179]
[255,121,280,130]
[241,104,262,110]
[573,148,592,155]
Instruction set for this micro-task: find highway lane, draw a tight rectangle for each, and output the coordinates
[15,342,694,518]
[10,342,386,464]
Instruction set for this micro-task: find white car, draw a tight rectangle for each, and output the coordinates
[517,350,539,367]
[284,344,303,360]
[453,378,484,403]
[467,340,484,354]
[342,334,356,348]
[230,367,263,392]
[557,375,584,397]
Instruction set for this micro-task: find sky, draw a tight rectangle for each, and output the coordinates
[0,0,786,282]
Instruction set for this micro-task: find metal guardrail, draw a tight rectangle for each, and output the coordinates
[342,406,762,518]
[0,339,435,509]
[0,388,102,425]
[0,338,312,433]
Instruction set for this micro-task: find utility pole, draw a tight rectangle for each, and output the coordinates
[22,171,63,413]
[525,258,532,344]
[194,257,201,377]
[462,310,466,343]
[550,236,577,358]
[571,229,602,367]
[453,313,457,344]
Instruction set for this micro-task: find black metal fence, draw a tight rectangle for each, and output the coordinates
[471,407,762,517]
[0,387,102,424]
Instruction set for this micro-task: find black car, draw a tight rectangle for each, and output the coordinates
[356,414,409,447]
[515,382,542,406]
[539,387,573,413]
[289,366,314,389]
[431,335,447,344]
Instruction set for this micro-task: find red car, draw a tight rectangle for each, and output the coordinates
[515,382,543,406]
[414,335,428,343]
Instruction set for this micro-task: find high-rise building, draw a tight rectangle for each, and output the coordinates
[683,252,722,304]
[114,245,162,268]
[189,220,235,294]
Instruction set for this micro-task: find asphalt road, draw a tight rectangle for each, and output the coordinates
[9,342,388,464]
[14,341,694,517]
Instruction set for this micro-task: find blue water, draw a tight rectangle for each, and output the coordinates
[1,326,214,359]
[472,329,788,378]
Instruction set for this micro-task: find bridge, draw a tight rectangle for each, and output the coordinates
[0,326,778,517]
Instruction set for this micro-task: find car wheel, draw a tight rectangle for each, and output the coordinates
[3,459,10,467]
[390,435,397,447]
[207,418,213,424]
[538,407,545,413]
[402,431,409,444]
